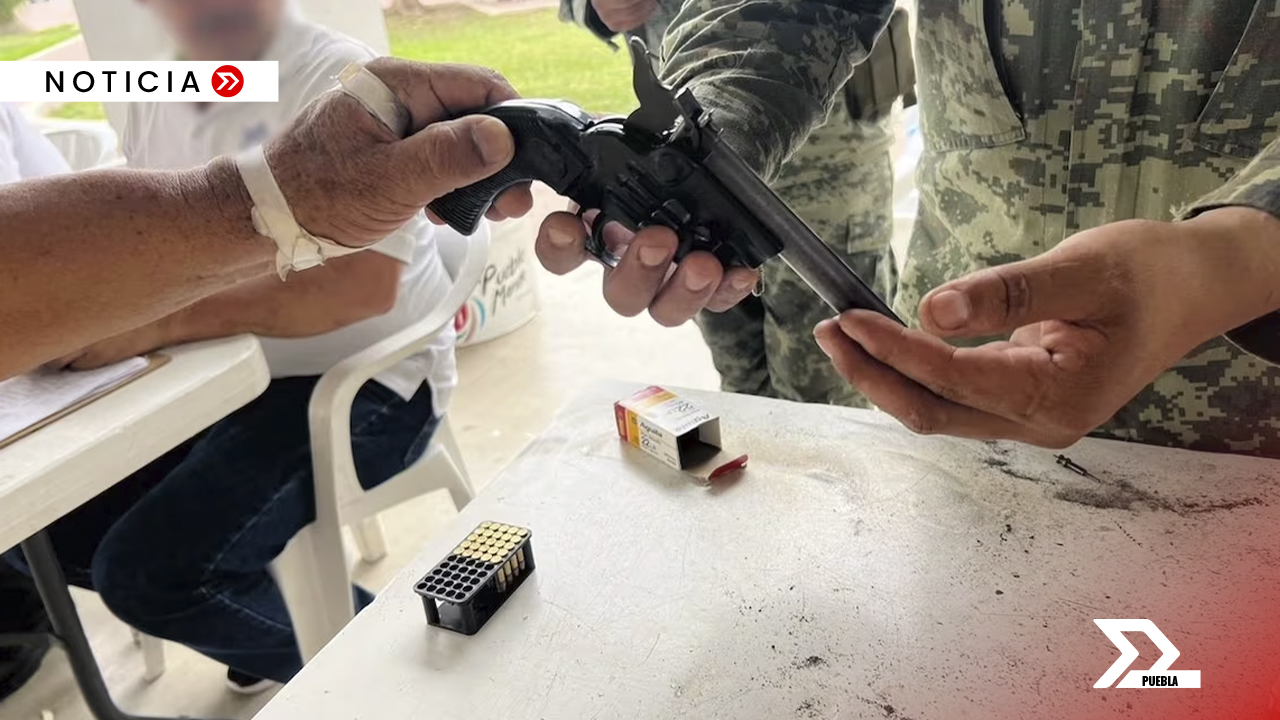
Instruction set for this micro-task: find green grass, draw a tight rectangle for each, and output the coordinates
[0,23,79,62]
[49,102,105,120]
[45,9,639,123]
[387,8,636,115]
[0,24,104,119]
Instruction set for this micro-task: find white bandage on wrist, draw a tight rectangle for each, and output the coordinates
[337,61,411,139]
[235,145,363,279]
[235,62,409,279]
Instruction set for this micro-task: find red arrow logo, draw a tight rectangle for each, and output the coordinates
[212,65,244,98]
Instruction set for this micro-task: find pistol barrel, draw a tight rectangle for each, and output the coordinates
[700,139,903,323]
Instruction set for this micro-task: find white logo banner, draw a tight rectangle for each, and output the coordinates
[0,61,279,102]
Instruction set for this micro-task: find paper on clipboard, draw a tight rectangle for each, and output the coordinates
[0,354,169,447]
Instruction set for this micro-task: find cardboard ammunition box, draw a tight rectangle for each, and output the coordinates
[614,386,747,482]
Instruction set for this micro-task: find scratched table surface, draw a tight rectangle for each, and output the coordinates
[0,335,269,549]
[252,380,1280,720]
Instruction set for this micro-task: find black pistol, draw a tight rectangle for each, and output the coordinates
[427,38,902,322]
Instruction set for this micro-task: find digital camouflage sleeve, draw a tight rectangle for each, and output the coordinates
[1183,139,1280,365]
[659,0,896,183]
[657,0,1280,458]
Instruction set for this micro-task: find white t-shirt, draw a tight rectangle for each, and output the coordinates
[0,103,71,183]
[122,18,469,414]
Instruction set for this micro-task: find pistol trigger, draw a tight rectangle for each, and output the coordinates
[585,212,623,269]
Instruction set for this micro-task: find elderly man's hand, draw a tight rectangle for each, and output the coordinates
[813,209,1280,447]
[534,211,759,326]
[261,58,534,249]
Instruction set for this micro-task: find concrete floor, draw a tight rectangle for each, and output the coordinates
[0,184,725,720]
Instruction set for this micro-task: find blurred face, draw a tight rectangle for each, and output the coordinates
[144,0,284,62]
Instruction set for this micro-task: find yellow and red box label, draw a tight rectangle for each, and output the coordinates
[613,386,741,479]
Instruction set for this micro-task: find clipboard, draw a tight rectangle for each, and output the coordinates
[0,353,172,450]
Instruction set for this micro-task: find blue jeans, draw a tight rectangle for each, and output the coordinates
[6,376,439,684]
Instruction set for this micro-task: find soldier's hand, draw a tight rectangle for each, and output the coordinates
[535,211,759,326]
[590,0,659,32]
[264,58,533,249]
[813,210,1280,447]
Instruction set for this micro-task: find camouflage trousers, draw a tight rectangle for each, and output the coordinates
[694,91,897,407]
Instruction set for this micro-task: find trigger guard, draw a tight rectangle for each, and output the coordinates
[584,212,623,268]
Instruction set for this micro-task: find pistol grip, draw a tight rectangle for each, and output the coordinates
[427,101,593,235]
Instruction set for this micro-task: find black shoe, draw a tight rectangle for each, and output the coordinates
[0,563,52,702]
[225,668,275,695]
[0,640,50,703]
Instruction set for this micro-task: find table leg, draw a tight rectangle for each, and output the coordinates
[20,531,192,720]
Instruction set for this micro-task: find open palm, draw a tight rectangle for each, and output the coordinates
[812,219,1234,447]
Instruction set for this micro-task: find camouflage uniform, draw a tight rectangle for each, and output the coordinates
[560,0,903,407]
[661,0,1280,457]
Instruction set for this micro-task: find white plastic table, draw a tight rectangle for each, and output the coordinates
[253,380,1280,720]
[0,335,270,720]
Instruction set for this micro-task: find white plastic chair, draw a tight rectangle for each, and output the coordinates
[137,224,488,677]
[37,120,120,171]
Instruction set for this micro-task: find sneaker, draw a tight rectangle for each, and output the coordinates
[225,668,275,695]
